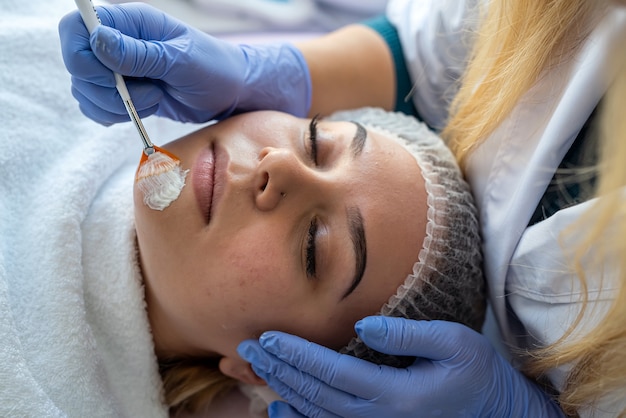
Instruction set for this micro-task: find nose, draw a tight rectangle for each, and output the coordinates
[254,147,319,211]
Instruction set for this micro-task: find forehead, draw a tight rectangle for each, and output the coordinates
[337,126,428,321]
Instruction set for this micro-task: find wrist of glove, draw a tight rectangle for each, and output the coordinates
[59,3,311,125]
[238,318,566,418]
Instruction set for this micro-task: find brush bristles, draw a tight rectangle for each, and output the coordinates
[136,151,188,211]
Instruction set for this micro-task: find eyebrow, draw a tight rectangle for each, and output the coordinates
[341,207,367,301]
[340,123,368,300]
[350,121,367,157]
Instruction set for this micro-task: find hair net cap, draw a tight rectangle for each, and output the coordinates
[327,107,486,368]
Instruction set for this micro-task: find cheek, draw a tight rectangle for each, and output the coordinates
[215,232,294,317]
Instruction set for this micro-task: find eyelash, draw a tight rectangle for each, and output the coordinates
[308,115,320,165]
[305,217,318,279]
[305,115,321,279]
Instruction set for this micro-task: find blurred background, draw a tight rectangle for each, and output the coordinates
[105,0,388,35]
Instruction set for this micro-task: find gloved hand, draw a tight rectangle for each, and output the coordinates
[238,317,566,418]
[58,3,311,125]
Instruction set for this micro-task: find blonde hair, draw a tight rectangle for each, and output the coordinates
[443,0,596,164]
[159,356,237,414]
[443,0,626,415]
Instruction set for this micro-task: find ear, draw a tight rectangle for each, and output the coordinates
[219,356,266,386]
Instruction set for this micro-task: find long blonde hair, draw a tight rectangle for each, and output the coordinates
[443,0,596,164]
[443,0,626,415]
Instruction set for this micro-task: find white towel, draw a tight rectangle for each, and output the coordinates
[0,0,191,416]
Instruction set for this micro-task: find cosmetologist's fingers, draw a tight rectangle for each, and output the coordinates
[267,401,307,418]
[257,331,395,399]
[357,317,474,360]
[72,77,162,114]
[94,3,171,39]
[90,21,181,79]
[259,368,346,418]
[58,13,114,83]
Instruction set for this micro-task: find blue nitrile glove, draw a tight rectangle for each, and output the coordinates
[238,317,566,418]
[58,3,311,125]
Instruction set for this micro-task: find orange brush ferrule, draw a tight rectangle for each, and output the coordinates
[135,145,180,181]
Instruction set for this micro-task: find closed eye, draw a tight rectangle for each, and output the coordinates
[308,114,320,165]
[305,217,318,279]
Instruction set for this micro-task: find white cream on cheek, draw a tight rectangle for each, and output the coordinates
[136,151,189,211]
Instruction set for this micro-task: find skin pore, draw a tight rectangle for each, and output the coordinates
[134,111,427,385]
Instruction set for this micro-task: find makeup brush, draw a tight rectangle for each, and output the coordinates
[74,0,188,211]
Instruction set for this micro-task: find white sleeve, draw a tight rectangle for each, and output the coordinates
[386,0,480,130]
[507,190,626,417]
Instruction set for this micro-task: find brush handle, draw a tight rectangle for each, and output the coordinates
[74,0,100,32]
[74,0,155,154]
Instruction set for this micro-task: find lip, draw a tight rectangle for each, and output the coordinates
[192,144,228,224]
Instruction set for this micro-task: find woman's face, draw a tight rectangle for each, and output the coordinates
[134,111,427,383]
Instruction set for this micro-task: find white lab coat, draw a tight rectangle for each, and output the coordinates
[387,0,626,415]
